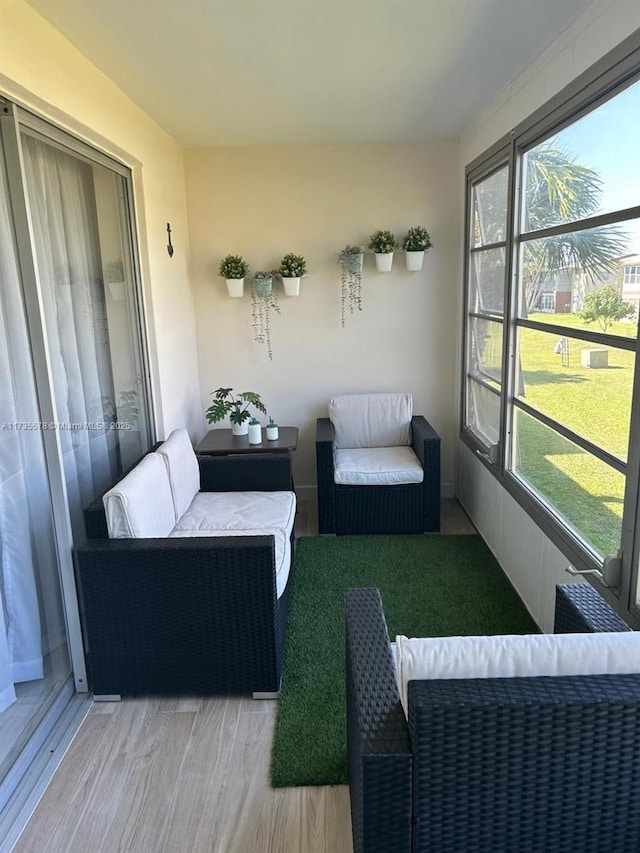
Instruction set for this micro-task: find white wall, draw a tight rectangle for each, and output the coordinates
[462,0,640,164]
[1,0,202,438]
[457,0,640,629]
[185,142,461,494]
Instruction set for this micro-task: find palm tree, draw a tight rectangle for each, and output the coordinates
[522,142,629,313]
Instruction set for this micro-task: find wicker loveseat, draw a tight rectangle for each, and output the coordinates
[316,392,441,534]
[345,584,640,853]
[75,429,295,699]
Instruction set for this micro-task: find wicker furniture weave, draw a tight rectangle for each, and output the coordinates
[76,453,294,698]
[316,415,440,534]
[345,584,640,853]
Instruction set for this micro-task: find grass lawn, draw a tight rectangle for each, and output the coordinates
[514,313,635,557]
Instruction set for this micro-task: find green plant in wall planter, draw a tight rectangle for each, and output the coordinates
[205,387,267,436]
[337,245,365,327]
[219,254,249,297]
[402,226,432,271]
[278,253,307,296]
[368,229,398,272]
[251,271,280,360]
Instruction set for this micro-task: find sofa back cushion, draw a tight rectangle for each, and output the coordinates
[156,428,200,520]
[103,453,175,538]
[329,393,413,449]
[395,630,640,717]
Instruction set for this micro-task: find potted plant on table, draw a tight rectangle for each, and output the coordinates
[368,229,397,272]
[205,387,267,435]
[219,254,249,297]
[278,253,307,296]
[402,226,432,271]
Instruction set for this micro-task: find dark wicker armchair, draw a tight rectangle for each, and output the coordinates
[316,393,440,535]
[76,453,294,699]
[345,584,640,853]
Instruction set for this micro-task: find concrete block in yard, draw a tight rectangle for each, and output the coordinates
[581,348,609,368]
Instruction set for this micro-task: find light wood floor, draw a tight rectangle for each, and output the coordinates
[14,499,476,853]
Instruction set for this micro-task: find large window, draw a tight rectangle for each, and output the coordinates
[462,55,640,621]
[465,164,509,449]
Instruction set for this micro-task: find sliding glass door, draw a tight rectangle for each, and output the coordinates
[0,100,153,820]
[20,128,151,537]
[0,128,71,780]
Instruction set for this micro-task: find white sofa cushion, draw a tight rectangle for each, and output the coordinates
[171,490,296,599]
[176,490,296,536]
[329,393,413,449]
[395,630,640,717]
[103,453,175,538]
[169,526,291,599]
[156,428,200,521]
[334,446,424,486]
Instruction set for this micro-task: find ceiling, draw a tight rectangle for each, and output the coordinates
[26,0,597,147]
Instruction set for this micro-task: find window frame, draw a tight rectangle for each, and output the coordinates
[460,29,640,626]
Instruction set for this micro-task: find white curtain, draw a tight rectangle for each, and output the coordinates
[0,134,124,712]
[21,136,120,544]
[0,149,45,713]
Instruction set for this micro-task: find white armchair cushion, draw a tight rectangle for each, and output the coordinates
[395,630,640,717]
[334,447,424,485]
[329,393,413,449]
[103,453,175,538]
[156,428,200,521]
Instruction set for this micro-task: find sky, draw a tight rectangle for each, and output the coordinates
[548,77,640,256]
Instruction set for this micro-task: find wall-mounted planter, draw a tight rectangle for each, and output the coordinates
[253,275,273,297]
[405,251,425,272]
[226,278,244,297]
[401,227,432,271]
[282,276,301,296]
[374,252,394,272]
[278,254,307,296]
[338,246,365,327]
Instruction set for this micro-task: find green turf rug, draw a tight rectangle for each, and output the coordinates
[270,534,539,788]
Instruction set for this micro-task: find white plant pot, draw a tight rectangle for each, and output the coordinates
[374,252,394,272]
[248,422,262,444]
[405,251,425,272]
[266,425,279,440]
[226,278,244,297]
[282,277,301,296]
[231,421,249,436]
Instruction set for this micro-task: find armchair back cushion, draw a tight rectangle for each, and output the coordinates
[102,453,175,538]
[156,428,200,520]
[395,630,640,715]
[329,392,413,449]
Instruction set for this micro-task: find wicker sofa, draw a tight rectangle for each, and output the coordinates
[75,429,296,699]
[345,584,640,853]
[316,393,441,534]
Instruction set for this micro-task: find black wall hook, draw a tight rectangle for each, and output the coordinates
[166,222,174,257]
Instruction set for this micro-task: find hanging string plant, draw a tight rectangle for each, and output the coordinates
[337,245,365,327]
[251,271,280,360]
